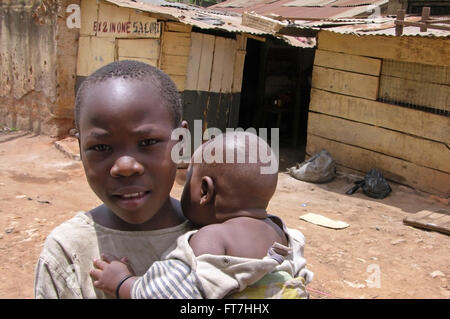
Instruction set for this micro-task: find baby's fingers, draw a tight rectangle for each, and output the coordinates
[93,258,108,270]
[101,253,120,263]
[89,268,102,281]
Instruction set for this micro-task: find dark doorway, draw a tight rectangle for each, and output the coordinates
[238,37,315,170]
[238,38,262,130]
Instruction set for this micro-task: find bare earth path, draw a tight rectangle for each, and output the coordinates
[0,131,448,299]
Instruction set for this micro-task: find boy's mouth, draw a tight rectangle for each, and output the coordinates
[117,192,148,199]
[111,189,152,209]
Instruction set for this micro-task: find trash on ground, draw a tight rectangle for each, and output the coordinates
[345,168,391,199]
[299,212,349,229]
[430,270,445,278]
[287,149,336,183]
[343,280,365,289]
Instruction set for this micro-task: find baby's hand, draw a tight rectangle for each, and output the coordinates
[89,253,135,297]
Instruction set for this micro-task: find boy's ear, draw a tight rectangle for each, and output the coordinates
[199,176,214,206]
[71,129,82,160]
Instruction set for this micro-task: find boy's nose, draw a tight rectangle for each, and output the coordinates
[110,156,144,177]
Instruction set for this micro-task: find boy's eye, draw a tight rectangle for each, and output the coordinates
[139,139,158,147]
[90,144,111,152]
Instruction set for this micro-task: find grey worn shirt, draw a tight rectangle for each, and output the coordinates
[34,212,192,299]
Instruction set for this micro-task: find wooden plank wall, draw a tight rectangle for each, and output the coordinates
[158,24,192,144]
[159,22,192,92]
[117,38,160,67]
[77,0,162,77]
[307,31,450,196]
[184,32,246,131]
[185,33,244,95]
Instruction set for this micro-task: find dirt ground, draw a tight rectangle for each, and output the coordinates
[0,130,449,299]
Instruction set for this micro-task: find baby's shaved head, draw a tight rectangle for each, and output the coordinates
[193,131,279,212]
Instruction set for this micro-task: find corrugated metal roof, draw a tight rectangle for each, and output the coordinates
[283,0,338,7]
[103,0,316,47]
[105,0,266,33]
[210,0,388,19]
[291,16,450,37]
[331,0,383,7]
[210,0,449,37]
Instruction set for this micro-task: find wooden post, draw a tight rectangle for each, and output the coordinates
[395,9,405,36]
[420,7,430,32]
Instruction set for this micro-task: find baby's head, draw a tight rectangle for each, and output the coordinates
[75,60,186,225]
[180,131,278,226]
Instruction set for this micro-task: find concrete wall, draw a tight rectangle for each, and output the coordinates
[0,0,79,137]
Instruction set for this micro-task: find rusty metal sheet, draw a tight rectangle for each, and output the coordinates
[211,0,379,19]
[282,0,338,7]
[331,0,385,7]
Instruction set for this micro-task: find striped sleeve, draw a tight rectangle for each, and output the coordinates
[131,259,203,299]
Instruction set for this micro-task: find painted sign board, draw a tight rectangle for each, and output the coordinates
[80,0,161,38]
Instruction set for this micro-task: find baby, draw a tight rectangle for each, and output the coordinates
[90,131,312,299]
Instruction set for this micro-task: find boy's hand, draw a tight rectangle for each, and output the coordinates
[89,253,135,297]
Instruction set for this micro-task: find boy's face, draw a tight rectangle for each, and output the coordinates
[78,78,177,225]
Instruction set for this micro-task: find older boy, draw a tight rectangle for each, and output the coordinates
[34,61,194,298]
[90,132,313,299]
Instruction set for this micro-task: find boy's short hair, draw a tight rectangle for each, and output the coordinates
[74,60,182,129]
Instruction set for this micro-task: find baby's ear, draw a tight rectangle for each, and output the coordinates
[180,120,189,130]
[199,176,214,205]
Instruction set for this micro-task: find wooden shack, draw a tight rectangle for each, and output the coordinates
[306,29,450,196]
[75,0,316,149]
[75,0,258,135]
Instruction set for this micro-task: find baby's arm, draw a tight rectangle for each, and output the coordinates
[188,224,226,256]
[89,254,137,299]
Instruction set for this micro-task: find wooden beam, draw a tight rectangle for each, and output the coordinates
[164,21,192,33]
[317,30,450,66]
[221,38,236,94]
[307,112,450,173]
[76,36,115,76]
[161,32,191,56]
[117,39,160,60]
[80,0,98,36]
[381,59,450,86]
[160,55,189,76]
[244,33,266,42]
[117,56,158,67]
[420,7,431,32]
[395,20,450,32]
[197,34,215,92]
[312,66,379,100]
[185,32,202,91]
[314,49,381,76]
[210,36,227,93]
[309,88,450,145]
[379,75,450,111]
[395,9,405,36]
